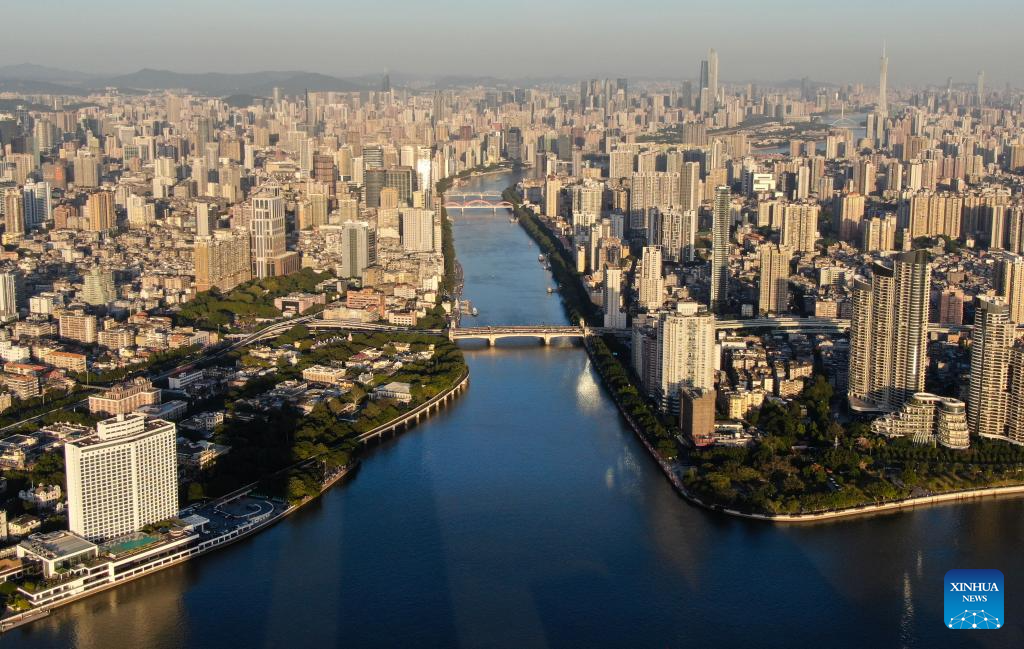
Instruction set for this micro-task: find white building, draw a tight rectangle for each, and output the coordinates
[658,301,716,413]
[65,413,178,542]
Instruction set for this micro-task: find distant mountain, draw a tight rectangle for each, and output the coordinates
[0,63,96,83]
[98,69,366,96]
[0,78,89,95]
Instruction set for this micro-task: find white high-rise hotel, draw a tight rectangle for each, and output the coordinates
[65,413,178,542]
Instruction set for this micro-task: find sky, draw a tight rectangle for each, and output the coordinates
[5,0,1024,85]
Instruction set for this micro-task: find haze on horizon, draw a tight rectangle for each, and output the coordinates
[5,0,1024,86]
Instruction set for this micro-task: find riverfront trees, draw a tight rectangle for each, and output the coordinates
[192,331,466,505]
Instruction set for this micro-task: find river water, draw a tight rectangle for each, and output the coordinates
[7,170,1024,648]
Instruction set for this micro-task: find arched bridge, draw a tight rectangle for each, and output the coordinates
[444,192,513,211]
[450,325,616,345]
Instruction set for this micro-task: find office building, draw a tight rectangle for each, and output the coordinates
[251,188,299,278]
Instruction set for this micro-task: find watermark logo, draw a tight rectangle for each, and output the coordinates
[944,569,1003,630]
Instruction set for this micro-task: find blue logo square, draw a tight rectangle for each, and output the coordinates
[945,569,1004,629]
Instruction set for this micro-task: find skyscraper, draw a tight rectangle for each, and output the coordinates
[251,187,299,278]
[638,246,664,311]
[709,186,730,313]
[878,45,889,117]
[65,413,177,542]
[657,301,716,413]
[848,250,931,412]
[967,297,1012,440]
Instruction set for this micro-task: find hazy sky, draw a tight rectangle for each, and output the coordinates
[6,0,1024,85]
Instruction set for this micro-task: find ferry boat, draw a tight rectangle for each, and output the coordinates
[538,254,545,262]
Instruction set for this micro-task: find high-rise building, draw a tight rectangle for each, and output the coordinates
[848,250,931,412]
[878,45,889,117]
[659,208,698,263]
[1007,343,1024,444]
[638,246,664,310]
[0,270,17,319]
[399,208,436,252]
[862,214,897,252]
[967,297,1013,440]
[681,387,716,447]
[2,189,24,237]
[85,191,115,232]
[780,202,819,253]
[22,181,51,228]
[65,413,177,542]
[679,162,701,212]
[81,267,116,306]
[836,193,866,243]
[657,301,716,413]
[995,253,1024,324]
[603,267,627,329]
[544,177,562,217]
[709,186,730,313]
[758,244,791,316]
[341,220,375,279]
[195,230,252,293]
[938,288,965,326]
[250,188,299,278]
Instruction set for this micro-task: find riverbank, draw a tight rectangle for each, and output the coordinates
[0,361,470,631]
[505,182,1024,524]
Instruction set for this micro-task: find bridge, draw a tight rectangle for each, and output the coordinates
[450,325,607,345]
[444,192,513,212]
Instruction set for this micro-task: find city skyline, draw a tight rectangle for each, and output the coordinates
[2,0,1024,85]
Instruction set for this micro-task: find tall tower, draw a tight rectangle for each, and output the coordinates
[977,70,986,107]
[250,187,287,278]
[878,45,889,116]
[968,297,1012,440]
[709,186,730,313]
[848,250,931,412]
[707,48,719,110]
[638,246,664,311]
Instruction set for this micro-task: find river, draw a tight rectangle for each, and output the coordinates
[7,170,1023,648]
